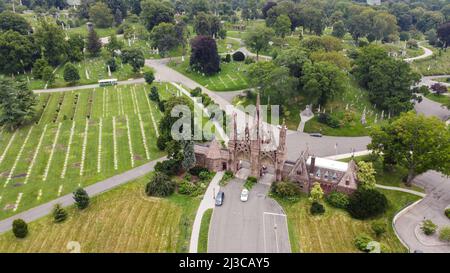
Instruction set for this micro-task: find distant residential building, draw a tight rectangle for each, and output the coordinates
[67,0,80,6]
[367,0,381,6]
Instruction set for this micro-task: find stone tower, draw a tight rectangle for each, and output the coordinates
[228,112,238,173]
[250,93,262,177]
[276,121,287,181]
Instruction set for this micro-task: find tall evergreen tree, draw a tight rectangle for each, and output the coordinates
[73,188,90,210]
[63,63,80,85]
[86,29,102,56]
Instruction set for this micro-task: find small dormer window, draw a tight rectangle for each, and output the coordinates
[324,171,329,180]
[345,178,350,185]
[332,173,337,180]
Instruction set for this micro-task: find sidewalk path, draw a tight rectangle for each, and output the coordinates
[33,78,145,93]
[189,171,223,253]
[404,44,433,62]
[0,156,166,234]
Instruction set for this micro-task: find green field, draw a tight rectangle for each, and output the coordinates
[0,82,183,220]
[279,189,420,253]
[168,59,250,91]
[0,175,200,253]
[198,208,213,253]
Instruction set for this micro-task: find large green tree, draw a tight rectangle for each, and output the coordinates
[140,0,174,31]
[369,112,450,186]
[273,14,291,38]
[189,35,220,75]
[121,48,145,72]
[149,22,179,57]
[86,29,102,56]
[63,62,80,85]
[0,11,31,35]
[89,2,113,28]
[0,78,37,130]
[244,25,274,61]
[34,19,67,66]
[0,30,36,74]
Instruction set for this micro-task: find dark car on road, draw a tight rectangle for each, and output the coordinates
[215,191,225,206]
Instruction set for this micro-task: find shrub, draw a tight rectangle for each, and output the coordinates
[149,86,160,102]
[53,204,68,223]
[190,87,202,97]
[105,57,117,72]
[189,166,209,176]
[371,220,387,237]
[317,113,340,128]
[347,189,388,219]
[199,170,212,181]
[421,219,437,235]
[271,181,301,198]
[154,159,181,176]
[232,51,245,61]
[244,176,257,190]
[144,70,155,85]
[178,180,200,196]
[353,233,373,252]
[445,208,450,219]
[73,188,90,210]
[145,172,176,197]
[223,54,231,63]
[325,191,349,209]
[12,219,28,238]
[310,201,325,215]
[439,226,450,242]
[220,170,234,186]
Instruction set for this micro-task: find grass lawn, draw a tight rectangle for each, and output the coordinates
[411,46,450,76]
[303,79,389,136]
[0,174,200,253]
[278,189,419,253]
[425,93,450,108]
[198,208,213,253]
[168,59,250,91]
[0,82,181,220]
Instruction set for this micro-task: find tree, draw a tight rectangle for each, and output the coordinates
[193,12,222,37]
[332,20,346,38]
[189,0,210,18]
[309,182,324,203]
[121,48,145,72]
[145,172,176,197]
[273,14,291,38]
[182,140,196,171]
[63,63,80,85]
[439,226,450,242]
[12,219,28,238]
[53,204,68,223]
[34,19,67,66]
[421,219,437,235]
[67,34,85,62]
[437,22,450,48]
[0,78,37,130]
[244,25,274,61]
[42,66,55,87]
[371,221,387,237]
[106,34,123,54]
[149,22,179,57]
[301,61,346,106]
[262,1,277,18]
[149,86,159,102]
[369,112,450,186]
[189,35,220,75]
[32,58,49,79]
[310,51,350,71]
[0,11,31,35]
[274,47,309,78]
[86,29,102,56]
[347,189,388,219]
[144,70,155,85]
[0,30,36,75]
[140,0,175,31]
[431,83,448,96]
[89,2,113,28]
[352,45,419,114]
[73,188,90,209]
[357,161,376,190]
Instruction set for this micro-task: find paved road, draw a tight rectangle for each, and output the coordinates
[418,75,450,88]
[394,171,450,253]
[208,179,291,253]
[414,95,450,121]
[0,156,166,234]
[404,44,433,62]
[189,171,223,253]
[33,78,145,93]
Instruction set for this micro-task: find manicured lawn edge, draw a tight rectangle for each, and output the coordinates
[197,208,213,253]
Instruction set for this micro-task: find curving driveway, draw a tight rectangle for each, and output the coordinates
[404,44,433,62]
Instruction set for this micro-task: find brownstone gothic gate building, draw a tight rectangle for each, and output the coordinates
[194,94,359,195]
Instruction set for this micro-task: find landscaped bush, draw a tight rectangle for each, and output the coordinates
[232,51,245,62]
[353,233,373,252]
[244,176,257,190]
[199,170,213,181]
[347,189,388,219]
[145,172,176,197]
[73,188,90,210]
[189,166,209,176]
[53,204,68,223]
[445,208,450,219]
[144,70,155,85]
[105,57,117,72]
[325,191,349,209]
[371,220,387,237]
[244,57,255,64]
[310,201,325,215]
[271,181,300,198]
[177,180,201,196]
[439,226,450,242]
[317,113,340,128]
[154,159,181,176]
[220,170,234,186]
[12,219,28,239]
[421,219,438,235]
[190,87,202,97]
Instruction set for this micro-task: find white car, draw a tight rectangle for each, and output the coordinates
[240,188,249,202]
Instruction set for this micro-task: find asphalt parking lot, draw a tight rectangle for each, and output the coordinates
[208,179,291,253]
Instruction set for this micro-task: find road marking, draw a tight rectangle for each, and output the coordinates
[263,211,287,217]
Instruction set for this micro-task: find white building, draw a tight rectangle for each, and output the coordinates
[367,0,381,6]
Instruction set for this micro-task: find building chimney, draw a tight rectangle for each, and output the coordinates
[309,155,316,174]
